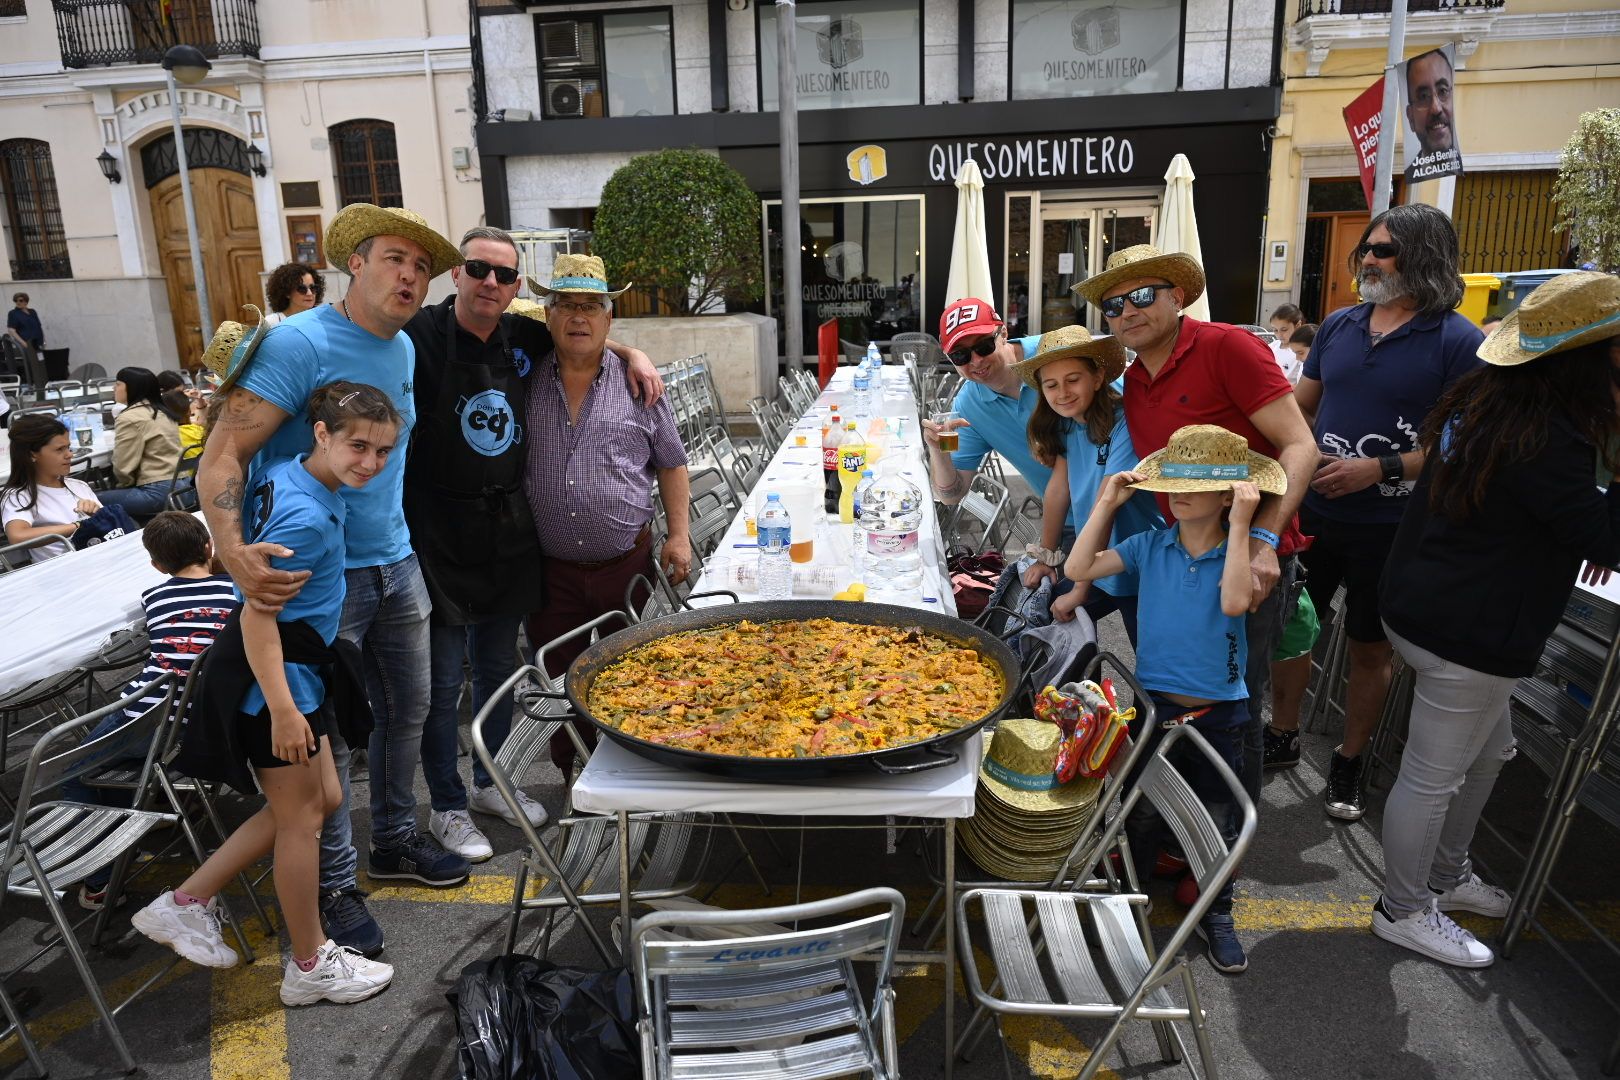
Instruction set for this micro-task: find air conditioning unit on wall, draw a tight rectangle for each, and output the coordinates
[545,78,603,118]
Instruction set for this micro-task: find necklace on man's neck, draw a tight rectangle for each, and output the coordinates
[341,298,354,323]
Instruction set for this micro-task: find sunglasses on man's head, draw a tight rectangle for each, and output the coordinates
[1099,283,1174,319]
[1356,241,1400,261]
[463,259,520,286]
[948,330,1002,366]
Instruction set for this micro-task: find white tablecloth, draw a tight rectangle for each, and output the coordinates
[572,731,981,819]
[693,365,958,617]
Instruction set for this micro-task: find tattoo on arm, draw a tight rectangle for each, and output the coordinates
[217,388,268,432]
[212,477,243,512]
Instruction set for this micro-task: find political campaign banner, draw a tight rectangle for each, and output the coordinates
[1399,43,1463,183]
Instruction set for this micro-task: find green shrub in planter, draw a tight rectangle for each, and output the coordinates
[593,149,764,316]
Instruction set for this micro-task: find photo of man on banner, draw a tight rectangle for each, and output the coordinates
[1400,43,1463,182]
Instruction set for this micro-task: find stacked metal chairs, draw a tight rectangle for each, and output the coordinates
[941,472,1012,556]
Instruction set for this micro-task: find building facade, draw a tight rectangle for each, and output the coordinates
[473,0,1284,355]
[0,0,479,372]
[1261,0,1620,324]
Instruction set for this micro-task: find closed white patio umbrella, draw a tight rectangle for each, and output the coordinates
[1157,153,1210,321]
[946,159,996,308]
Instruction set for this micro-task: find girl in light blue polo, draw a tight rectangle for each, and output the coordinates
[1066,424,1286,978]
[136,382,403,1009]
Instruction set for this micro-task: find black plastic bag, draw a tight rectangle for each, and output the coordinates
[447,954,639,1080]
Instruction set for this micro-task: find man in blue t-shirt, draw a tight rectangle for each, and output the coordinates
[198,203,471,958]
[922,297,1047,505]
[1267,204,1483,823]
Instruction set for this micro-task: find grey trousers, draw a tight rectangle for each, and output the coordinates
[1240,554,1300,806]
[1381,623,1518,919]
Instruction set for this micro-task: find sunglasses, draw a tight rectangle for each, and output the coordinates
[1356,241,1400,261]
[463,259,520,286]
[293,283,317,295]
[1099,284,1174,319]
[948,330,1002,366]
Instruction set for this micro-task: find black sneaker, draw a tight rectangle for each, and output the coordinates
[320,887,385,957]
[1195,911,1249,974]
[368,832,471,887]
[1325,745,1366,821]
[1263,725,1301,770]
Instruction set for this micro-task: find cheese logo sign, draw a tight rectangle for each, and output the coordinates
[846,144,888,186]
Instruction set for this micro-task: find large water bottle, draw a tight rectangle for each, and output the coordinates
[756,493,794,600]
[858,464,924,592]
[851,468,876,576]
[851,364,872,420]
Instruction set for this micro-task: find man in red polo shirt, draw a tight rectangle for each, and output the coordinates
[1073,245,1318,809]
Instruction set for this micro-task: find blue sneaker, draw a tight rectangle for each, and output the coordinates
[368,831,470,887]
[1196,912,1248,974]
[320,887,384,958]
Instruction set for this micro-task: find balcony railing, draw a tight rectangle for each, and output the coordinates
[10,257,74,281]
[53,0,259,69]
[1299,0,1502,17]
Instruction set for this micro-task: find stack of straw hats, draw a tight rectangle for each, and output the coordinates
[958,718,1104,881]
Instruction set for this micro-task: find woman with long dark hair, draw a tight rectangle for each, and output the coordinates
[99,366,182,516]
[263,262,325,327]
[1372,271,1620,968]
[1,413,102,562]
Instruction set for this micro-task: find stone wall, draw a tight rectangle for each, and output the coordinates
[606,312,778,423]
[12,277,180,377]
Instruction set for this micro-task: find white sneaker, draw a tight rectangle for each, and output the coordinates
[469,783,548,829]
[132,890,239,969]
[430,809,494,863]
[1433,873,1512,918]
[280,939,394,1006]
[1371,898,1494,968]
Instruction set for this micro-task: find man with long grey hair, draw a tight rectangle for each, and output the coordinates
[1269,203,1483,822]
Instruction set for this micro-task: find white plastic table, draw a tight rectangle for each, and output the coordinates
[573,732,980,1079]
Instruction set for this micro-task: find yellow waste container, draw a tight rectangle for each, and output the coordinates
[1456,274,1501,326]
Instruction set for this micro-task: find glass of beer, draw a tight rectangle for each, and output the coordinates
[932,410,960,452]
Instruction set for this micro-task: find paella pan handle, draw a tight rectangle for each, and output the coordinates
[869,742,959,775]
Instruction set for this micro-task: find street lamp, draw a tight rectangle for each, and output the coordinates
[162,43,213,348]
[96,149,121,184]
[244,142,266,177]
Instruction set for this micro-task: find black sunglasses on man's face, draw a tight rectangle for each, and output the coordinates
[463,259,520,286]
[1099,283,1175,320]
[1355,241,1399,261]
[948,331,1002,367]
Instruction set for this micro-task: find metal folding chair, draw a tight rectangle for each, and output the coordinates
[955,723,1258,1080]
[634,886,904,1080]
[623,571,738,625]
[1,666,89,787]
[942,472,1012,555]
[0,534,64,572]
[167,443,205,510]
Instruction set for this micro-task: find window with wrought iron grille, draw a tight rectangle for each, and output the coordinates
[535,12,675,119]
[330,120,403,208]
[0,139,72,281]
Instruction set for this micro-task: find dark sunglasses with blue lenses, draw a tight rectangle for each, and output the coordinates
[462,259,520,286]
[1098,283,1175,319]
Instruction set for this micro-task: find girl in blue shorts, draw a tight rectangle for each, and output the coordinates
[136,382,403,1007]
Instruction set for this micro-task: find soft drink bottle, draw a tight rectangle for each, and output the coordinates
[837,422,867,525]
[823,409,843,513]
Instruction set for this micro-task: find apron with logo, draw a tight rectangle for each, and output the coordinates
[405,298,545,625]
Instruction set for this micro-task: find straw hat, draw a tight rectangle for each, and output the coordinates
[526,253,632,299]
[958,720,1103,880]
[1011,325,1128,388]
[199,305,269,394]
[975,718,1104,813]
[1478,271,1620,367]
[1072,243,1206,309]
[505,297,548,323]
[325,203,462,280]
[1130,424,1287,495]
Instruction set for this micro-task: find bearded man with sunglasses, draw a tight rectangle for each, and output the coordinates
[402,226,663,863]
[1271,205,1482,822]
[1075,245,1318,821]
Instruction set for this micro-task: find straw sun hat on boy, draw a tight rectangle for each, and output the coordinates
[1072,243,1206,309]
[1131,424,1287,495]
[199,306,269,393]
[1011,325,1128,388]
[526,253,632,300]
[324,203,462,280]
[1478,271,1620,367]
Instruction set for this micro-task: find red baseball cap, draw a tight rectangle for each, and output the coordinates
[939,298,1003,355]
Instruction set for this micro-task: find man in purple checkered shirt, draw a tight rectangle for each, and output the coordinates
[523,255,691,769]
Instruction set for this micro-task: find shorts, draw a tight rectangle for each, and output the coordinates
[241,701,332,771]
[1272,586,1321,661]
[1299,505,1399,644]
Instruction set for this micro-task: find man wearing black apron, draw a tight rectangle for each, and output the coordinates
[404,226,663,861]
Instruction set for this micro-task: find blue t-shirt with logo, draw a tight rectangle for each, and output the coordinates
[238,455,347,716]
[1062,405,1163,597]
[236,303,416,569]
[1302,303,1482,525]
[950,335,1049,492]
[1115,527,1248,701]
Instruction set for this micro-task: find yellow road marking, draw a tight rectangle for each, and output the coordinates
[209,922,289,1080]
[0,952,188,1069]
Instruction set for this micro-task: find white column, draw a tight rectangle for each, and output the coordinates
[239,82,286,268]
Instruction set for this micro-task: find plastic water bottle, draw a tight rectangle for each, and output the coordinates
[756,494,794,600]
[851,364,872,420]
[851,468,876,576]
[858,464,924,592]
[865,341,881,367]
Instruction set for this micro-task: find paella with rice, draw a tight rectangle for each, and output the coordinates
[586,618,1004,759]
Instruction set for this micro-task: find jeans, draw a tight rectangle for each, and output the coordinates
[1381,624,1517,919]
[421,616,523,811]
[318,553,432,891]
[1240,554,1299,806]
[99,482,173,517]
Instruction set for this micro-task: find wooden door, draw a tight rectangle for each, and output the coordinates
[1323,213,1370,319]
[151,169,263,372]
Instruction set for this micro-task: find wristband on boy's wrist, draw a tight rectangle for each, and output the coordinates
[1248,526,1281,550]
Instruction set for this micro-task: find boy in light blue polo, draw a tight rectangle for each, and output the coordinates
[1066,423,1288,977]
